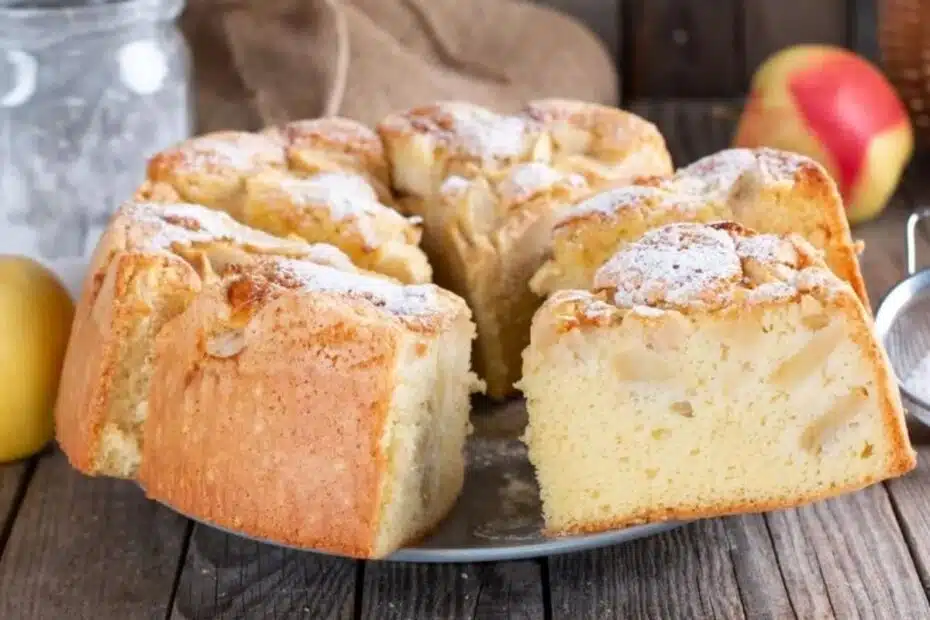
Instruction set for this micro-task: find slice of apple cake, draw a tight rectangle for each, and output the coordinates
[377,99,673,398]
[521,221,914,535]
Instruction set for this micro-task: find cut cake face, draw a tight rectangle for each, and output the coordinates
[521,221,914,535]
[530,148,869,309]
[377,100,674,398]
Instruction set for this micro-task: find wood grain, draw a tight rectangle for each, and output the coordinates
[722,515,795,620]
[766,485,930,619]
[172,525,357,620]
[0,459,32,556]
[0,450,189,619]
[743,0,848,85]
[548,520,746,619]
[624,0,742,99]
[361,560,545,619]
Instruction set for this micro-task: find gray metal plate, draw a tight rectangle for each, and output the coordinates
[156,398,684,563]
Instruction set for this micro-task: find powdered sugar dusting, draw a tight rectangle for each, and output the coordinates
[557,147,812,229]
[122,202,316,256]
[278,172,380,219]
[558,185,704,226]
[300,243,359,272]
[390,103,534,161]
[177,133,284,172]
[747,281,796,303]
[497,162,586,203]
[439,175,472,197]
[270,258,439,316]
[594,221,846,310]
[275,172,419,248]
[445,106,530,160]
[594,223,742,308]
[281,117,380,148]
[736,234,798,266]
[795,267,842,295]
[675,147,806,198]
[554,290,618,321]
[904,354,930,404]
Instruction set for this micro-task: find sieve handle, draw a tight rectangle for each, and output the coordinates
[906,209,930,276]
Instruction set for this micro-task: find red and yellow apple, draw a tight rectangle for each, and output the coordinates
[734,45,914,225]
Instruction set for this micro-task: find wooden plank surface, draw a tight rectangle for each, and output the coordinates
[743,0,848,85]
[548,520,746,619]
[0,450,190,619]
[767,485,930,619]
[624,0,742,99]
[0,459,33,557]
[172,525,357,620]
[361,561,545,620]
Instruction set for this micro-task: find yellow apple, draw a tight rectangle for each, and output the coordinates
[0,256,74,462]
[734,45,914,225]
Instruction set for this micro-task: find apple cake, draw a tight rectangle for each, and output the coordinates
[530,148,869,307]
[136,118,432,284]
[139,255,478,558]
[55,201,360,478]
[378,99,674,398]
[55,200,480,558]
[520,221,914,535]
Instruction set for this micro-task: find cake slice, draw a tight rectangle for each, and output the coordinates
[138,118,431,284]
[378,100,673,398]
[138,255,479,558]
[521,221,915,535]
[54,201,358,478]
[530,148,869,307]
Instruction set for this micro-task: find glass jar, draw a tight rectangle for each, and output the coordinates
[0,0,193,297]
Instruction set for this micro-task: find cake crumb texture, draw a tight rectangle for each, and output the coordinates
[522,221,914,535]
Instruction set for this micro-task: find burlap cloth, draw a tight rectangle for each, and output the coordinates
[180,0,618,131]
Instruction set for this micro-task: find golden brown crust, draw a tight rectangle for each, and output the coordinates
[523,98,672,164]
[54,202,362,477]
[267,117,393,202]
[533,242,917,536]
[526,223,914,538]
[240,170,431,284]
[139,288,400,558]
[533,148,870,307]
[592,221,846,312]
[141,118,430,284]
[136,254,471,558]
[377,100,673,398]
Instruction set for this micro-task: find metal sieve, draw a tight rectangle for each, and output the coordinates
[874,208,930,428]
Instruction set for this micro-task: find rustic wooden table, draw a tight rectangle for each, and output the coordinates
[3,101,930,620]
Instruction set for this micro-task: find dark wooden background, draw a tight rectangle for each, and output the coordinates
[538,0,879,101]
